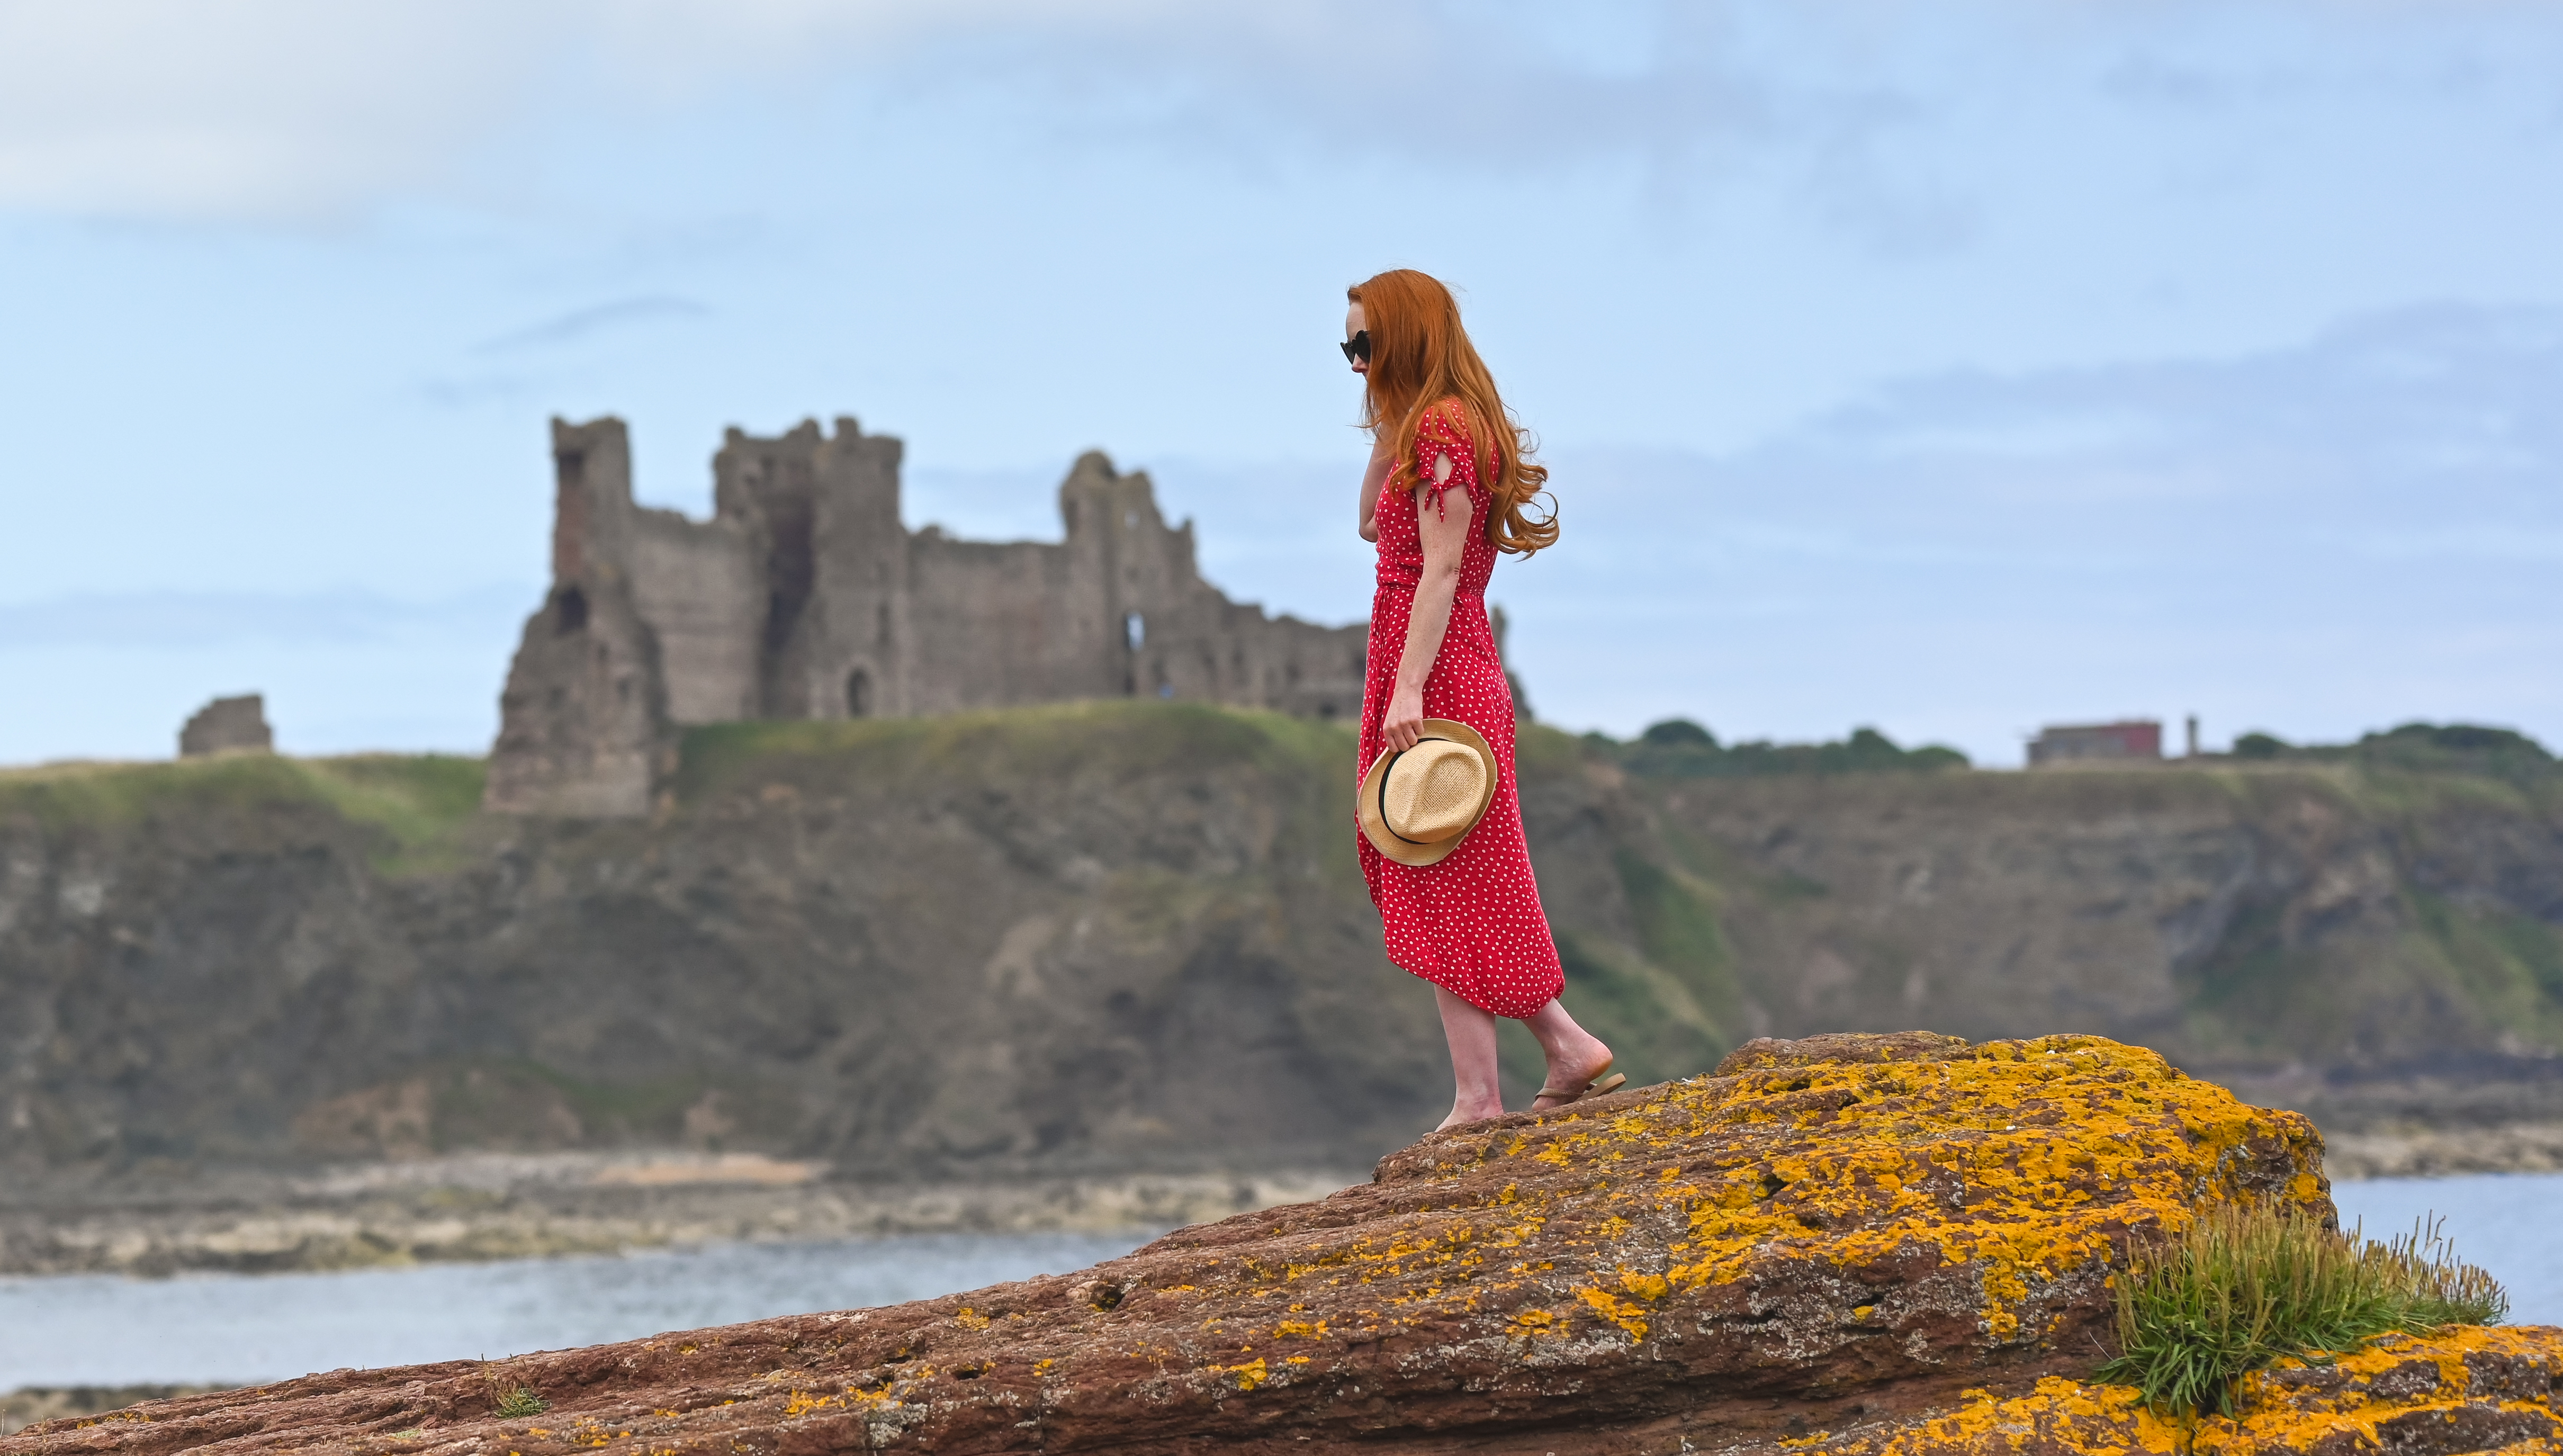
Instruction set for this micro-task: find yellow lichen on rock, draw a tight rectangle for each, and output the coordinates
[1368,1032,2328,1350]
[1799,1327,2563,1456]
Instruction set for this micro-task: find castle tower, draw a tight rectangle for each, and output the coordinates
[482,418,672,816]
[714,418,907,721]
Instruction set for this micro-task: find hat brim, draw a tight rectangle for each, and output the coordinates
[1358,718,1499,867]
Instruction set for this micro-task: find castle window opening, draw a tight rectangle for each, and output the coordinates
[1125,509,1140,530]
[846,668,871,718]
[554,586,589,634]
[1125,612,1145,650]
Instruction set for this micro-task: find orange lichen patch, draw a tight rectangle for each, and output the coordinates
[1805,1376,2190,1456]
[1204,1357,1270,1392]
[1618,1270,1672,1301]
[2188,1326,2563,1456]
[1805,1329,2563,1456]
[1577,1285,1653,1340]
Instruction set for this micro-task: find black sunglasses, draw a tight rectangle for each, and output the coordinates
[1339,329,1371,364]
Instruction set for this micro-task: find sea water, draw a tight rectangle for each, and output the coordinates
[3,1175,2555,1392]
[0,1230,1155,1390]
[2333,1173,2562,1324]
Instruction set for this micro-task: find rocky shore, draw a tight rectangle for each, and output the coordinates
[4,1132,2549,1282]
[17,1031,2551,1456]
[0,1153,1353,1278]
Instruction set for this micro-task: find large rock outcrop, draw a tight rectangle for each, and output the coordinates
[7,1032,2385,1455]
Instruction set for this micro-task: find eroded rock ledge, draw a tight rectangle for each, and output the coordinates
[12,1032,2553,1456]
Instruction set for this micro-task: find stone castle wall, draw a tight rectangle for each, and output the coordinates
[484,415,1369,815]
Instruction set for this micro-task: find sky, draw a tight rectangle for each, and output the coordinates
[2,1,2559,767]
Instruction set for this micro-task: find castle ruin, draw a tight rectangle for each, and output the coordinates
[485,415,1370,815]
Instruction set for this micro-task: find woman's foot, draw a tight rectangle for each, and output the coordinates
[1433,1096,1507,1133]
[1530,1036,1617,1112]
[1431,987,1507,1134]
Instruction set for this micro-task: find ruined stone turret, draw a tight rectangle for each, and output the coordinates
[484,415,1368,815]
[176,694,272,758]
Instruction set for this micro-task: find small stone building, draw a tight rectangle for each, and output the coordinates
[178,695,273,758]
[2026,720,2162,767]
[485,415,1370,815]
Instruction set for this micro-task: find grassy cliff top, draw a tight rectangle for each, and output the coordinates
[674,699,1360,800]
[0,752,485,872]
[5,703,2552,842]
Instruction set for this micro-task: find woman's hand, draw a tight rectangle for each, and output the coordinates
[1382,683,1428,752]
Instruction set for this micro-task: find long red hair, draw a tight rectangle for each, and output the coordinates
[1348,269,1557,556]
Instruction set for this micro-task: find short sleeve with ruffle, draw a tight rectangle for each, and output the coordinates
[1409,400,1490,523]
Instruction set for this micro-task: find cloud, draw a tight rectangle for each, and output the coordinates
[0,1,2063,234]
[7,0,2555,291]
[472,295,709,354]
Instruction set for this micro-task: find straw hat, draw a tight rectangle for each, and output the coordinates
[1357,719,1499,866]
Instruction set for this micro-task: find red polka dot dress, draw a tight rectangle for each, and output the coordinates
[1358,398,1566,1019]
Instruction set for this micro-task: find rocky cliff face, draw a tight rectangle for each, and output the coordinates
[2,704,2559,1187]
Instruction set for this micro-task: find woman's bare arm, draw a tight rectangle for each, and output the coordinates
[1381,451,1470,752]
[1357,434,1393,543]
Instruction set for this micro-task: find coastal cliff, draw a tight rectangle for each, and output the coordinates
[3,704,2560,1271]
[14,1033,2552,1456]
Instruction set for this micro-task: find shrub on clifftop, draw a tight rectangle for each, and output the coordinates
[1605,718,1971,777]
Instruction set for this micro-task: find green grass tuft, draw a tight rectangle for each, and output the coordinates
[483,1363,547,1418]
[2098,1202,2507,1417]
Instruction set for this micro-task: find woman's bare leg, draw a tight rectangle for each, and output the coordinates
[1433,986,1506,1130]
[1522,999,1615,1111]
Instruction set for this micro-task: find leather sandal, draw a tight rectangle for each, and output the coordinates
[1532,1064,1626,1110]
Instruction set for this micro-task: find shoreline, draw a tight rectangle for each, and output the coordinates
[2319,1120,2563,1181]
[0,1153,1360,1279]
[5,1120,2558,1282]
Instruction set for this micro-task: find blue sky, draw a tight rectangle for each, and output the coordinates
[3,1,2558,766]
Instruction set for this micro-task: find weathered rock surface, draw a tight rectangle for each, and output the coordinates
[4,1032,2341,1455]
[1,1392,217,1441]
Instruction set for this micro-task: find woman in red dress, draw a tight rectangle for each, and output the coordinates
[1345,268,1622,1133]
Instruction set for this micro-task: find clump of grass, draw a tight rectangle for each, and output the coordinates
[482,1364,547,1419]
[2098,1203,2507,1417]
